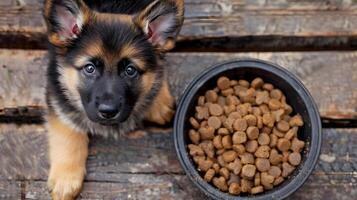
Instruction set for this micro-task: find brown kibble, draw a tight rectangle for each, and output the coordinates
[285,127,298,140]
[277,120,290,132]
[223,118,235,132]
[213,177,228,192]
[255,91,270,105]
[228,173,240,185]
[258,133,270,146]
[282,151,289,163]
[244,114,257,126]
[227,159,242,175]
[256,116,263,129]
[208,116,222,129]
[189,129,200,144]
[261,172,274,188]
[263,83,274,91]
[245,140,258,153]
[240,153,255,164]
[217,76,231,90]
[233,118,248,131]
[288,152,302,166]
[222,151,237,163]
[188,144,204,156]
[205,90,218,103]
[256,158,271,172]
[204,169,215,182]
[273,128,285,138]
[289,115,304,127]
[269,134,278,148]
[251,77,264,89]
[213,135,224,149]
[200,141,215,158]
[282,162,295,177]
[228,111,241,120]
[252,107,262,116]
[222,88,234,96]
[216,149,225,155]
[189,117,200,129]
[270,89,283,100]
[193,156,205,164]
[217,96,226,106]
[270,149,283,165]
[223,105,236,115]
[272,109,285,122]
[291,137,305,152]
[232,131,247,144]
[219,167,230,180]
[254,173,260,186]
[259,104,270,114]
[268,166,282,178]
[218,128,230,135]
[198,96,205,106]
[195,106,209,120]
[239,88,255,103]
[230,80,238,86]
[255,146,271,158]
[238,79,250,88]
[217,155,227,167]
[246,126,259,140]
[226,95,240,106]
[262,113,275,127]
[277,138,291,152]
[241,179,253,193]
[268,99,282,110]
[242,164,256,178]
[274,177,284,186]
[228,183,241,195]
[236,104,249,116]
[198,159,213,172]
[232,144,246,155]
[251,186,264,194]
[222,135,233,149]
[198,126,215,140]
[262,126,272,134]
[212,163,220,174]
[208,103,223,116]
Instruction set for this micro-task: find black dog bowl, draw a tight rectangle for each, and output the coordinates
[173,59,321,199]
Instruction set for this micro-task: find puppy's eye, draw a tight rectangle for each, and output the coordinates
[84,63,96,75]
[125,64,138,78]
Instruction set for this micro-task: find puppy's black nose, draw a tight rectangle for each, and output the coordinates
[98,104,119,119]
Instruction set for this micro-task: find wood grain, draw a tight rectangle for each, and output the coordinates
[0,124,356,199]
[1,0,357,49]
[1,50,357,119]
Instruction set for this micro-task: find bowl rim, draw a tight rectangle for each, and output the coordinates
[173,58,322,200]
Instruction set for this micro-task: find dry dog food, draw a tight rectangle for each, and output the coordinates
[187,76,306,195]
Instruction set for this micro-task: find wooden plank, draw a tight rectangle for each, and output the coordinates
[1,50,357,119]
[1,0,357,49]
[0,181,21,200]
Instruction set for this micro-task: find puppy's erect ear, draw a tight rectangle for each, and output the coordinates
[133,0,184,51]
[44,0,90,47]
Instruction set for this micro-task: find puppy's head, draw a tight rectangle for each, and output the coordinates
[44,0,184,125]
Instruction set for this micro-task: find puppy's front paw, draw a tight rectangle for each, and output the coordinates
[48,166,85,200]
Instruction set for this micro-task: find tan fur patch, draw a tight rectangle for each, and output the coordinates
[58,66,83,110]
[141,72,156,94]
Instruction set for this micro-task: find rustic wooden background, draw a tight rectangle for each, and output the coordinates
[0,0,357,199]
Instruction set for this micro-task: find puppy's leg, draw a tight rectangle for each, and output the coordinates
[145,80,175,125]
[47,113,88,200]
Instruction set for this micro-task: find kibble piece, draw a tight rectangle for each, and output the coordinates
[208,116,222,129]
[217,96,226,106]
[228,173,240,185]
[218,128,229,135]
[222,150,237,163]
[285,127,298,140]
[198,159,213,172]
[251,77,264,89]
[208,103,223,116]
[277,138,291,152]
[251,186,264,194]
[244,114,257,126]
[283,104,293,115]
[230,80,238,86]
[256,116,263,129]
[189,129,200,144]
[263,83,274,91]
[222,135,233,149]
[217,76,231,90]
[268,166,282,178]
[232,131,247,144]
[258,133,270,146]
[200,141,215,158]
[256,158,271,172]
[255,146,271,158]
[216,149,225,155]
[241,179,253,193]
[288,152,302,166]
[228,183,241,195]
[270,149,283,165]
[189,117,200,129]
[273,128,285,138]
[254,173,260,186]
[256,91,270,105]
[222,88,234,96]
[233,118,248,131]
[223,118,235,132]
[195,106,209,120]
[217,155,227,167]
[219,167,230,180]
[212,163,220,174]
[270,89,283,100]
[269,134,278,148]
[282,162,295,177]
[252,107,262,116]
[223,105,236,115]
[226,95,240,106]
[262,113,275,127]
[205,90,218,103]
[238,79,250,88]
[289,114,304,127]
[227,159,242,175]
[291,137,305,152]
[240,153,255,164]
[268,99,282,110]
[272,109,285,122]
[282,151,289,163]
[242,164,256,178]
[228,111,241,120]
[188,144,204,156]
[199,126,215,140]
[204,169,215,182]
[193,156,205,164]
[232,144,246,155]
[262,126,272,134]
[213,177,228,192]
[213,135,224,149]
[198,96,205,106]
[245,140,258,153]
[259,104,270,114]
[236,104,249,116]
[273,177,284,186]
[261,172,275,188]
[277,120,290,132]
[246,126,259,140]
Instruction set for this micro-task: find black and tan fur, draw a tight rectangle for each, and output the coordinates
[43,0,184,199]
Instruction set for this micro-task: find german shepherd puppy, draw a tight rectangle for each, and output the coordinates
[43,0,184,199]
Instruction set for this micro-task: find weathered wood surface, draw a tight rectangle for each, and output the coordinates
[1,50,357,120]
[0,124,356,199]
[1,0,357,49]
